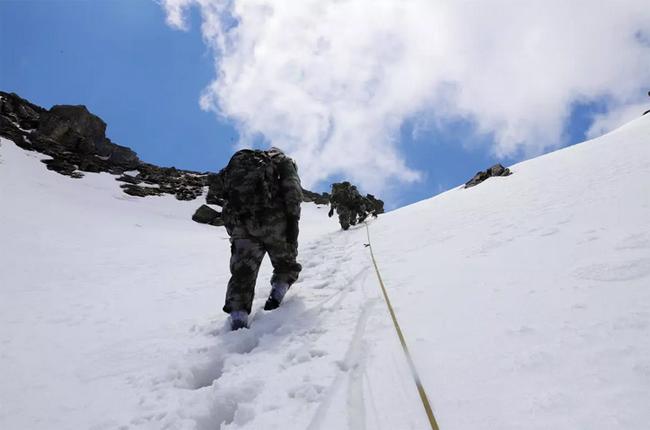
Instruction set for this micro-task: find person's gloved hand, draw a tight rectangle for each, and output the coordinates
[328,207,334,218]
[286,216,299,244]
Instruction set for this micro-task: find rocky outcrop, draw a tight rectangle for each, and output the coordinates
[301,188,330,205]
[0,92,44,131]
[115,169,200,199]
[0,92,45,150]
[464,163,512,188]
[1,92,140,176]
[192,205,224,226]
[38,105,139,168]
[0,91,208,200]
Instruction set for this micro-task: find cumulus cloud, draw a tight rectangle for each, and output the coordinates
[162,0,650,191]
[587,101,650,139]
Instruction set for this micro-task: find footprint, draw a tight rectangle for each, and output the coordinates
[507,325,536,336]
[288,382,325,402]
[616,233,650,250]
[539,227,559,237]
[309,349,327,358]
[574,258,650,282]
[308,280,329,289]
[185,350,226,389]
[197,380,262,429]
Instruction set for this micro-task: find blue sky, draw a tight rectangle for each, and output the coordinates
[0,1,237,175]
[1,1,646,208]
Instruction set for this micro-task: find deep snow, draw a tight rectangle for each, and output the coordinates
[0,114,649,430]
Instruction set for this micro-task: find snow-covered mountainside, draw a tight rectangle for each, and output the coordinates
[1,114,649,430]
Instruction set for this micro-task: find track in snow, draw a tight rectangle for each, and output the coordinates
[123,222,421,430]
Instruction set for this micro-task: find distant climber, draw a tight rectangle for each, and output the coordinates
[328,181,363,230]
[328,182,383,230]
[364,193,385,218]
[218,147,303,330]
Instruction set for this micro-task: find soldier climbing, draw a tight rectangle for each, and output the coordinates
[328,181,384,230]
[217,147,303,330]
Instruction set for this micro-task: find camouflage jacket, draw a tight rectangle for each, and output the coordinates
[330,181,363,209]
[219,149,302,231]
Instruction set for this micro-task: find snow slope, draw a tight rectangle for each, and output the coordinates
[0,114,649,430]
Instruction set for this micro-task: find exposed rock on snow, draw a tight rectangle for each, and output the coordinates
[192,204,224,226]
[120,183,164,198]
[0,91,44,130]
[0,91,212,201]
[464,163,512,188]
[38,104,139,168]
[115,174,142,185]
[42,157,83,178]
[1,92,139,175]
[302,188,331,205]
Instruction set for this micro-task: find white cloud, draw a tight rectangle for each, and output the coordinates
[587,101,650,139]
[162,0,650,192]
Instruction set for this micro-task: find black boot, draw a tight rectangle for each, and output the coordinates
[264,282,289,311]
[230,310,248,330]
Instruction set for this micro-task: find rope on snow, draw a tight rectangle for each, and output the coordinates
[364,223,440,430]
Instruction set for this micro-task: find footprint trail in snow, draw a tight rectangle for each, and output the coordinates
[126,223,426,430]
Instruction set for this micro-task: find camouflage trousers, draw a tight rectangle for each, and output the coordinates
[336,207,354,230]
[223,219,302,314]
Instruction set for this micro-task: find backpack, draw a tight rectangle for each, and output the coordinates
[222,149,280,217]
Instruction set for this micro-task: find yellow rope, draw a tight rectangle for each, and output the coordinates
[365,223,440,430]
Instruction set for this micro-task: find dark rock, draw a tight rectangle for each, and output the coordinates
[35,105,139,169]
[104,140,139,169]
[42,158,80,177]
[133,163,208,202]
[77,157,102,173]
[38,105,107,152]
[464,163,512,188]
[176,187,203,201]
[0,116,32,149]
[116,174,142,185]
[301,188,330,205]
[1,91,139,176]
[120,184,163,197]
[192,205,224,226]
[0,92,45,131]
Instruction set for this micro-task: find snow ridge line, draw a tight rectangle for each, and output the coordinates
[364,223,441,430]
